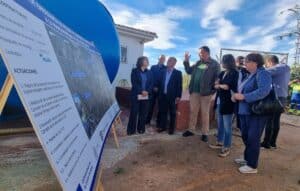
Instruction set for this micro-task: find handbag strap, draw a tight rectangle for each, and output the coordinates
[272,83,280,99]
[255,71,277,98]
[257,74,284,109]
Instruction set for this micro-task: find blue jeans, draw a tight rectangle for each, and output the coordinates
[217,105,233,148]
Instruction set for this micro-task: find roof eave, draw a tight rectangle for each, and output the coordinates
[116,25,158,43]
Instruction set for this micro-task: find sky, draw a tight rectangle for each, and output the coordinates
[100,0,299,67]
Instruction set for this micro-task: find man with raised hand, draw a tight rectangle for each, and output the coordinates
[183,46,220,142]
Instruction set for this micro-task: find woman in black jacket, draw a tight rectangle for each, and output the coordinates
[209,54,239,157]
[127,56,153,135]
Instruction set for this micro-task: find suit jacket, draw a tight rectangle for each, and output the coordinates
[150,64,167,88]
[130,68,153,101]
[158,68,182,100]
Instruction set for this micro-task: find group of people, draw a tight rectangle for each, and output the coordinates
[127,55,182,135]
[126,45,291,174]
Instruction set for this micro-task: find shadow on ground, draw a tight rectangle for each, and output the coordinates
[0,114,300,191]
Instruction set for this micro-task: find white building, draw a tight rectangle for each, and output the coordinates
[112,24,157,88]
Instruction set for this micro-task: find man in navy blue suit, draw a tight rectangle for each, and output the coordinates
[157,57,182,135]
[146,55,166,126]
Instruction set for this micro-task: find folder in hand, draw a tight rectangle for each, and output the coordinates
[138,94,149,100]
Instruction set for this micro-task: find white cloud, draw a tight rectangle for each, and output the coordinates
[201,0,243,28]
[233,35,277,51]
[215,18,239,42]
[198,0,243,51]
[172,35,188,42]
[100,0,298,64]
[198,0,243,58]
[199,0,299,60]
[100,1,192,50]
[261,0,299,35]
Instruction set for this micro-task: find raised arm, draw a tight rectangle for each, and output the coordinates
[183,51,194,75]
[267,64,289,77]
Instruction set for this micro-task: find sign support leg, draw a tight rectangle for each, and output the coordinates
[110,111,123,149]
[111,123,120,149]
[96,168,104,191]
[0,74,14,115]
[116,111,124,128]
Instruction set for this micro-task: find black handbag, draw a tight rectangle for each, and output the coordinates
[251,84,284,115]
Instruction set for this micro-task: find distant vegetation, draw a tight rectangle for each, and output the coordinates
[291,63,300,81]
[182,74,190,91]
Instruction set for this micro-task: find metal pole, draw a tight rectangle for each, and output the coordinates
[296,18,300,64]
[277,4,300,64]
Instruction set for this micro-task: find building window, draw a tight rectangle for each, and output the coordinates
[121,46,127,64]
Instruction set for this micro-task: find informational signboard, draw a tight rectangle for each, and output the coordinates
[0,0,120,190]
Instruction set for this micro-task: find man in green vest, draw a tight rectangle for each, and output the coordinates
[183,46,220,142]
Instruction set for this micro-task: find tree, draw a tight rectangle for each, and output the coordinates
[290,63,300,81]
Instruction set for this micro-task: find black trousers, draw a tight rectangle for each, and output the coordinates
[262,97,286,146]
[146,91,160,125]
[159,94,176,133]
[262,112,282,146]
[127,100,149,135]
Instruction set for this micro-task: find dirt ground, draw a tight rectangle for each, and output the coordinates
[103,122,300,191]
[0,114,300,191]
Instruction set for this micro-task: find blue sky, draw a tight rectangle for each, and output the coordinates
[101,0,299,67]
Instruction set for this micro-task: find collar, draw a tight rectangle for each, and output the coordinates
[139,68,148,73]
[167,68,174,73]
[197,58,212,65]
[200,57,212,64]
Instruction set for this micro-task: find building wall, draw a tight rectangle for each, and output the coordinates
[112,34,144,88]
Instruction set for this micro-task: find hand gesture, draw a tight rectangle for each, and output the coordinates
[184,52,191,62]
[214,84,220,89]
[214,80,220,89]
[219,84,229,90]
[233,93,245,101]
[142,91,148,97]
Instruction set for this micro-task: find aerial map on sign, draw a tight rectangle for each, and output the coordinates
[0,0,120,190]
[46,26,116,139]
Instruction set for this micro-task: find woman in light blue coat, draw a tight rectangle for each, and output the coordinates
[232,53,272,174]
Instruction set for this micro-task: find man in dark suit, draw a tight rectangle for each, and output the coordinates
[157,57,182,135]
[146,55,166,125]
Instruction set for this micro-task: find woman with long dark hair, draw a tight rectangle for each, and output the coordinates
[127,56,153,135]
[209,54,238,157]
[232,53,272,174]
